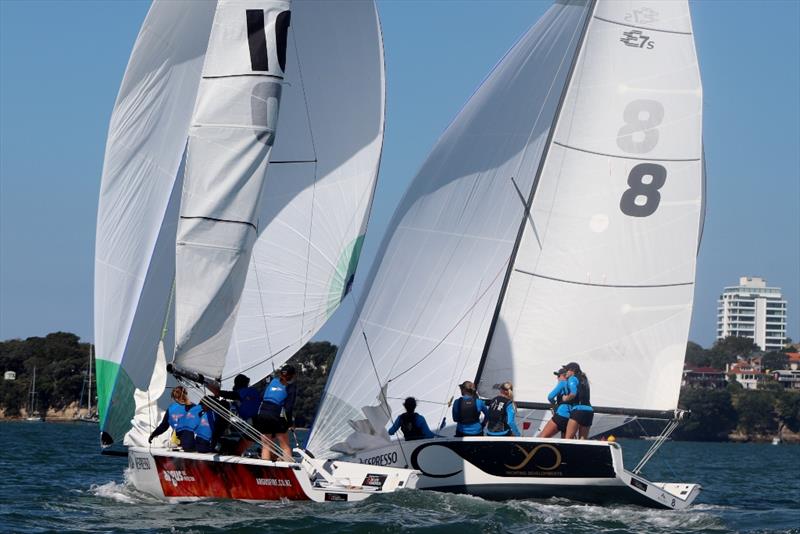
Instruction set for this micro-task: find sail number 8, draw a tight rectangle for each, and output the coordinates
[617,100,667,218]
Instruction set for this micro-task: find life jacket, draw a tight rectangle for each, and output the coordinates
[457,396,479,424]
[262,377,288,407]
[486,396,511,434]
[569,375,591,406]
[168,402,197,433]
[191,405,214,442]
[237,386,261,420]
[399,412,424,440]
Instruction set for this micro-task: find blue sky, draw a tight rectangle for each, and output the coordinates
[1,0,798,350]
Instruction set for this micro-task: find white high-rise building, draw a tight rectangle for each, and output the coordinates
[717,277,788,352]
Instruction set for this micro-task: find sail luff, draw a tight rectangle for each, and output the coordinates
[473,0,598,390]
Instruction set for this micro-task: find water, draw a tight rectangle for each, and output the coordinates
[1,422,797,533]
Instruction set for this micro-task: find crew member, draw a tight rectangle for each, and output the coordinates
[388,397,435,440]
[253,365,297,461]
[485,382,521,437]
[191,397,217,453]
[452,381,487,437]
[538,368,571,438]
[149,386,198,451]
[214,373,262,454]
[562,362,593,439]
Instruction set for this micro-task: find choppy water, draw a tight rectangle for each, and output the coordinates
[1,422,797,533]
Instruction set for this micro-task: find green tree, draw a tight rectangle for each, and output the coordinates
[733,390,777,435]
[776,391,800,434]
[675,387,737,441]
[684,341,710,367]
[761,351,789,371]
[708,336,760,370]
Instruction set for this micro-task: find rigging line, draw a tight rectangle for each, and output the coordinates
[473,0,597,389]
[513,270,695,289]
[386,256,508,384]
[221,343,292,382]
[358,319,411,468]
[251,253,275,373]
[552,141,701,162]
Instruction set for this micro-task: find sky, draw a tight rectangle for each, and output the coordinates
[0,0,798,351]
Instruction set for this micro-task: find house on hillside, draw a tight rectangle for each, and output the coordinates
[772,353,800,389]
[682,365,726,389]
[726,359,772,390]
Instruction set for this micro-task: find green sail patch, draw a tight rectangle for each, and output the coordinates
[95,358,136,443]
[326,235,365,318]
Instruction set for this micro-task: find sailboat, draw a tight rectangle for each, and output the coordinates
[95,0,417,501]
[305,0,704,509]
[26,367,44,422]
[75,345,99,423]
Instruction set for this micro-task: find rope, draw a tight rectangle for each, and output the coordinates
[633,417,679,474]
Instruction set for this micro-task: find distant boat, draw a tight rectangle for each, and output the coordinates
[771,437,781,445]
[26,367,44,422]
[75,345,99,423]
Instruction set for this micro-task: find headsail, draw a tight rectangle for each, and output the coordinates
[308,0,594,456]
[477,0,703,415]
[94,0,216,445]
[221,0,386,385]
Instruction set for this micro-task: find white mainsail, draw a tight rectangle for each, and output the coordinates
[309,0,703,456]
[221,0,386,385]
[94,0,215,444]
[477,0,703,414]
[308,0,594,456]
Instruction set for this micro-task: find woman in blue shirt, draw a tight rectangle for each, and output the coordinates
[388,397,434,440]
[452,381,488,437]
[562,362,593,439]
[149,386,197,451]
[538,368,571,438]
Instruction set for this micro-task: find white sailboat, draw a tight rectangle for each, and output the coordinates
[26,367,44,422]
[75,345,99,423]
[306,0,704,509]
[96,0,417,502]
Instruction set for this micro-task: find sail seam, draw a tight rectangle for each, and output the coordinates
[552,141,700,162]
[202,73,284,80]
[179,215,257,231]
[592,16,692,36]
[514,269,694,288]
[270,159,317,164]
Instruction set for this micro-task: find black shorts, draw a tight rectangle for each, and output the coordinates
[570,410,594,427]
[552,414,569,432]
[253,412,289,435]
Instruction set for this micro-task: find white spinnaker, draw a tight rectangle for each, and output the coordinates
[478,0,703,413]
[221,0,385,385]
[173,0,290,380]
[308,0,593,457]
[94,0,215,444]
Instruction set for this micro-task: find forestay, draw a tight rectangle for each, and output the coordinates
[308,0,593,456]
[477,0,704,414]
[94,0,215,445]
[221,0,386,386]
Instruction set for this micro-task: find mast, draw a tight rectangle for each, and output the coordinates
[88,345,93,415]
[474,0,597,389]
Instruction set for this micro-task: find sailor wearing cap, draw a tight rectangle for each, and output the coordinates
[561,362,593,439]
[537,367,571,438]
[452,381,488,437]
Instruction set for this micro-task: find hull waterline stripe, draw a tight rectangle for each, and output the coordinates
[514,269,694,289]
[593,16,693,36]
[552,141,701,162]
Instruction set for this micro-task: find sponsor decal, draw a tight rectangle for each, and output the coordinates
[624,7,659,25]
[256,478,293,487]
[163,470,196,486]
[504,444,562,473]
[359,451,397,467]
[620,29,655,50]
[325,492,348,502]
[362,473,388,489]
[630,477,648,493]
[134,457,150,470]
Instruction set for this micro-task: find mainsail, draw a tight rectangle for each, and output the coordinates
[309,0,703,456]
[96,0,385,444]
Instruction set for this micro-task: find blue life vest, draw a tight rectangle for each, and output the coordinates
[168,402,197,433]
[237,386,261,420]
[191,405,214,442]
[262,377,288,407]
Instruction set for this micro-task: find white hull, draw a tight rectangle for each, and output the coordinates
[127,446,418,503]
[344,437,700,510]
